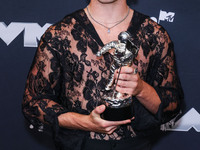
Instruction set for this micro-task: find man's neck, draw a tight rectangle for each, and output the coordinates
[87,0,129,24]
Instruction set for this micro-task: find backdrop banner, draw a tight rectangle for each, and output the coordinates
[0,0,200,150]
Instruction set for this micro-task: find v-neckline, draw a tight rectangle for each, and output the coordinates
[75,9,136,48]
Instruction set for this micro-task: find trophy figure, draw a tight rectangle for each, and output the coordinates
[96,31,139,121]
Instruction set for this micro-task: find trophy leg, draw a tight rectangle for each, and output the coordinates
[105,64,116,91]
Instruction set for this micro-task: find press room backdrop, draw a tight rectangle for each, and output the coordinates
[0,0,200,149]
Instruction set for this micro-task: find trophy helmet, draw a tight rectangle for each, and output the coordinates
[118,31,131,43]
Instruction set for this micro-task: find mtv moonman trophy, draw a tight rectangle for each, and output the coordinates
[96,31,139,121]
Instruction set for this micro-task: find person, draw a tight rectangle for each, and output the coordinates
[22,0,183,150]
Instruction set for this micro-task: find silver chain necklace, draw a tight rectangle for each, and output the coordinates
[86,6,130,34]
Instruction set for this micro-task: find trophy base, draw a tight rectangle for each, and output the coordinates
[101,105,134,121]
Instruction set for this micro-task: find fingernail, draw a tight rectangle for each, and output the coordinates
[100,105,105,110]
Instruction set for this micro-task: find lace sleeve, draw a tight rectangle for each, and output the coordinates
[149,27,183,124]
[22,27,68,131]
[132,23,183,134]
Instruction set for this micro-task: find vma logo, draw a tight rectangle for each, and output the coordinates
[161,108,200,132]
[151,10,175,24]
[0,22,52,47]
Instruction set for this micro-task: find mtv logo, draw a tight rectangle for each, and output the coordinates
[161,108,200,132]
[158,10,175,23]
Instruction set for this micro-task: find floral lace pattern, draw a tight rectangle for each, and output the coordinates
[22,9,182,141]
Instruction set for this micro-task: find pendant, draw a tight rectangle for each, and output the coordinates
[107,28,110,33]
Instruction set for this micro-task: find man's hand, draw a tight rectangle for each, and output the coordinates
[88,105,132,134]
[58,105,132,134]
[114,66,161,114]
[115,66,144,96]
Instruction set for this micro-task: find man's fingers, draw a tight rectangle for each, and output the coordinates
[114,119,132,125]
[117,66,135,74]
[105,119,131,127]
[131,117,135,120]
[115,86,133,94]
[105,126,118,134]
[93,105,105,115]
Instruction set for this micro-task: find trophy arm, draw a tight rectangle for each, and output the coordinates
[126,40,139,58]
[96,41,119,57]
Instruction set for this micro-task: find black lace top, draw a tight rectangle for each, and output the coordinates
[22,9,183,148]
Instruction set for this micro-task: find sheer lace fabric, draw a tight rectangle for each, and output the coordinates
[22,9,182,141]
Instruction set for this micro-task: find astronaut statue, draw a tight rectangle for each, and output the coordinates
[96,31,139,121]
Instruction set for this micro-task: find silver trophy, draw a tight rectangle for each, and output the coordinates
[96,31,139,121]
